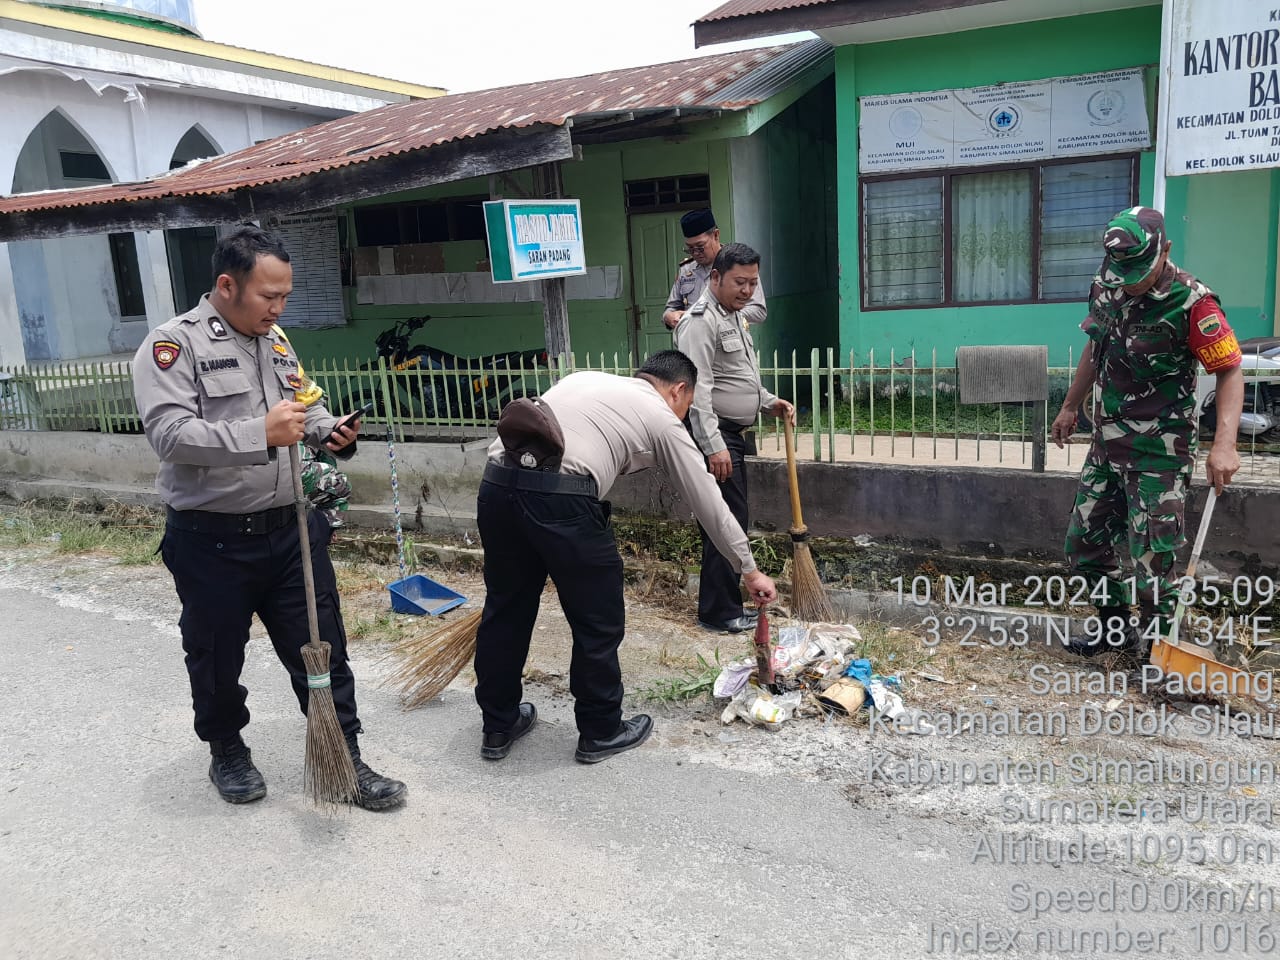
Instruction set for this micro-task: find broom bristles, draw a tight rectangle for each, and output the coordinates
[383,609,482,709]
[301,640,359,806]
[789,536,834,623]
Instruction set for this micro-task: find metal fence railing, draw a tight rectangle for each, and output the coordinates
[2,350,1278,479]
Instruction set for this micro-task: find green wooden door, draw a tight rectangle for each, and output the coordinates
[628,213,685,362]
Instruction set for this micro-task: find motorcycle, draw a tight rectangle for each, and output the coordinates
[339,316,549,424]
[1196,337,1280,443]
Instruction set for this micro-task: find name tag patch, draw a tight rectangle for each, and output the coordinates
[720,332,743,352]
[199,357,240,373]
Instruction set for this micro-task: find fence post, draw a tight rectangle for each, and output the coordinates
[809,347,821,461]
[1032,400,1047,473]
[376,357,398,443]
[92,363,110,434]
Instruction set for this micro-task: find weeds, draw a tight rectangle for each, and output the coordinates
[852,618,937,675]
[0,501,162,564]
[635,650,731,703]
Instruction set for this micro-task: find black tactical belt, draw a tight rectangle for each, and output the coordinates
[165,504,296,536]
[717,418,750,435]
[483,461,598,498]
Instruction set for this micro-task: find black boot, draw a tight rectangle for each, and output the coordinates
[345,733,407,811]
[1068,606,1139,659]
[208,736,267,804]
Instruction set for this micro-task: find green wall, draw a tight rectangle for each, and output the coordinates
[1165,169,1278,341]
[283,137,736,367]
[282,85,840,374]
[837,8,1166,366]
[752,78,839,363]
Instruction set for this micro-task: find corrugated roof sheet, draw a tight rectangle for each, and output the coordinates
[0,39,831,216]
[696,0,839,24]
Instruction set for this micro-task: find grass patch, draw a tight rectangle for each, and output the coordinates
[635,649,734,703]
[0,500,163,564]
[795,395,1038,438]
[852,618,939,675]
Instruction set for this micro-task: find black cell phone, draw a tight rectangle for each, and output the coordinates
[333,401,375,434]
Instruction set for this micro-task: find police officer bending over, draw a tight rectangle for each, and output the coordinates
[133,225,406,810]
[474,351,779,764]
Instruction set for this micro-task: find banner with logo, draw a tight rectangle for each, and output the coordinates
[859,69,1150,173]
[1166,0,1280,176]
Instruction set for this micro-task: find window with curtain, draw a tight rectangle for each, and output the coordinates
[861,155,1136,308]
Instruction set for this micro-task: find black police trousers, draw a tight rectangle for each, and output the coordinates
[473,480,624,741]
[160,510,360,743]
[697,425,750,625]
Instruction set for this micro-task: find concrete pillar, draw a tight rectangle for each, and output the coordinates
[139,230,176,328]
[0,246,27,367]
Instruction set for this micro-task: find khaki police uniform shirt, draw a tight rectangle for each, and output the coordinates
[133,294,345,513]
[673,291,779,456]
[485,371,756,574]
[666,260,766,326]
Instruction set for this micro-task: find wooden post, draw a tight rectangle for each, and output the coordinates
[534,163,571,364]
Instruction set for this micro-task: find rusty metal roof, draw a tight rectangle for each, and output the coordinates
[0,39,831,216]
[696,0,838,23]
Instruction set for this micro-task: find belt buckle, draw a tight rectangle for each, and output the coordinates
[240,513,265,536]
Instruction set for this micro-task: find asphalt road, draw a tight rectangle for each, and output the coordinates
[0,581,1198,960]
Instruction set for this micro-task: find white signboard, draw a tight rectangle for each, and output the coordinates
[859,69,1151,173]
[1166,0,1280,176]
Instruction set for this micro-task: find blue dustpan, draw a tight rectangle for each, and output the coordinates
[388,574,466,616]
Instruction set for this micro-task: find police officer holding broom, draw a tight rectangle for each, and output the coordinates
[1052,207,1244,661]
[663,208,766,332]
[133,225,406,810]
[473,351,779,764]
[675,243,793,634]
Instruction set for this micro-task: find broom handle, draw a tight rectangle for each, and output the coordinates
[387,424,407,579]
[1169,488,1218,647]
[288,442,322,649]
[783,417,805,531]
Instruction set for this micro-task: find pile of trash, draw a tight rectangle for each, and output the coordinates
[713,617,926,733]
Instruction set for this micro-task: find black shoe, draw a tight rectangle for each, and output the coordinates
[480,702,537,760]
[698,615,756,634]
[345,733,407,811]
[1066,606,1139,659]
[208,737,267,804]
[575,715,653,764]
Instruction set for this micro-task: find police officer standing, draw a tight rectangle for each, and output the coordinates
[663,208,766,332]
[1052,207,1243,659]
[675,243,793,633]
[473,351,779,763]
[133,225,406,810]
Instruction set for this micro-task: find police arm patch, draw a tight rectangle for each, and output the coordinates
[152,340,181,370]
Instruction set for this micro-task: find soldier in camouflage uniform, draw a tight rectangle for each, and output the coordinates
[1051,207,1244,658]
[300,444,352,527]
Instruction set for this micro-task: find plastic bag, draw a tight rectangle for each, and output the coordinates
[721,684,787,730]
[712,657,756,699]
[772,625,818,677]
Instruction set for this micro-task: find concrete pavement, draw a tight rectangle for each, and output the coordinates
[0,573,1201,960]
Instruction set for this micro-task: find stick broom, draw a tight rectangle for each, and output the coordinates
[783,418,834,622]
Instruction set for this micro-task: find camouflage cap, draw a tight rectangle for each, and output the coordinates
[1098,206,1166,288]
